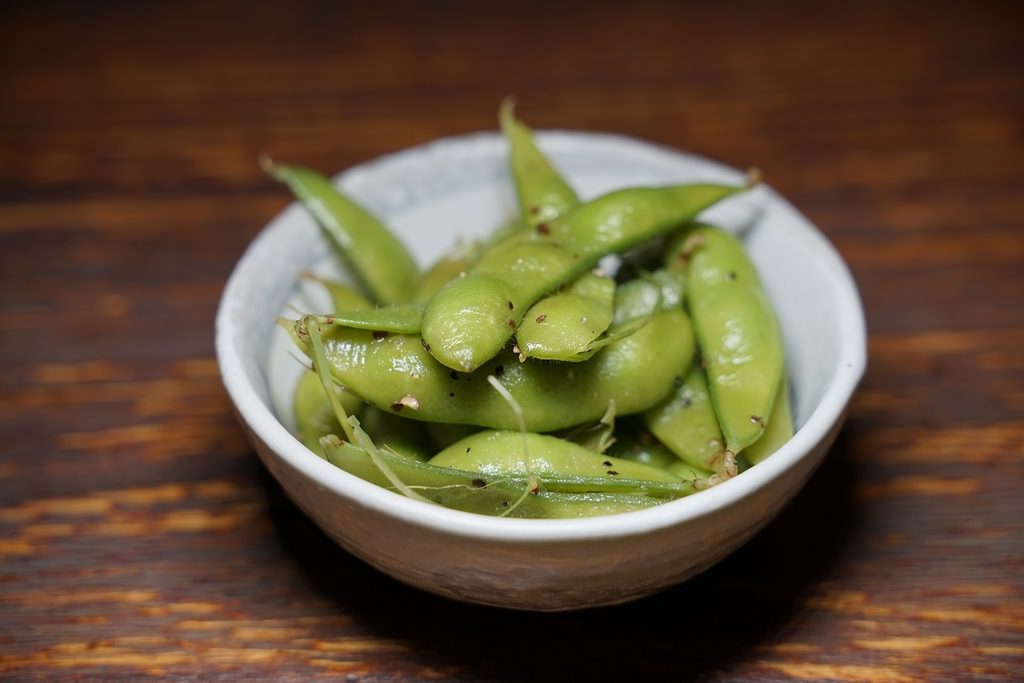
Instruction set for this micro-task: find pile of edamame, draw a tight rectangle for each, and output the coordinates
[270,101,792,519]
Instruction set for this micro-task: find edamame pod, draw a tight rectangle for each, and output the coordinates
[515,272,616,361]
[421,183,745,371]
[322,436,669,518]
[742,377,794,465]
[292,305,694,432]
[685,225,784,454]
[293,369,361,457]
[609,430,681,471]
[500,99,579,228]
[310,306,424,335]
[667,461,714,481]
[266,162,420,304]
[430,431,683,484]
[642,365,729,474]
[411,243,478,304]
[358,406,432,462]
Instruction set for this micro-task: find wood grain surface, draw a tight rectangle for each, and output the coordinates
[1,1,1022,680]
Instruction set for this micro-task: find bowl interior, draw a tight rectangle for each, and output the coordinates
[217,130,865,535]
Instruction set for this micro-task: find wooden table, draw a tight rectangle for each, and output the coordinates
[2,1,1021,680]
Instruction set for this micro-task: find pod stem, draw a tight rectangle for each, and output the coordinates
[487,374,540,516]
[306,316,357,445]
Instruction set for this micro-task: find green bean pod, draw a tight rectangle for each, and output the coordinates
[642,364,729,474]
[322,436,670,518]
[311,306,424,335]
[293,369,362,457]
[742,377,794,465]
[421,183,744,371]
[515,272,615,361]
[500,99,579,228]
[411,243,478,304]
[608,430,682,471]
[685,225,784,454]
[267,162,420,304]
[430,430,683,484]
[291,305,694,432]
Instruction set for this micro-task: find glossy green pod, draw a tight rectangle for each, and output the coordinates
[685,225,784,454]
[430,430,684,484]
[421,183,744,371]
[742,377,794,465]
[608,430,681,471]
[310,306,425,335]
[292,369,362,457]
[411,243,478,304]
[358,406,432,462]
[516,272,615,361]
[291,305,694,432]
[642,365,729,474]
[322,436,669,518]
[500,99,579,228]
[267,163,420,304]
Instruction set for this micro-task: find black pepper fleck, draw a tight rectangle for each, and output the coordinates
[372,330,388,340]
[494,365,504,377]
[471,478,487,488]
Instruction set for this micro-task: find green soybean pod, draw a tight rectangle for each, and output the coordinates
[266,162,420,305]
[642,365,730,474]
[430,431,684,484]
[686,225,784,455]
[411,243,478,304]
[742,377,794,465]
[421,183,744,372]
[608,430,681,471]
[310,306,424,335]
[321,436,668,518]
[500,98,579,228]
[293,369,362,457]
[292,305,693,432]
[358,406,432,462]
[515,272,616,361]
[667,461,714,481]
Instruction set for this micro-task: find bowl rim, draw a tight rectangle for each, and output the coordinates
[215,129,866,543]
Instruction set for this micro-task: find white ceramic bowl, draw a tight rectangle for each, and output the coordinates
[216,131,866,611]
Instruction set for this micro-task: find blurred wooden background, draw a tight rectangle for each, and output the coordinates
[1,1,1022,680]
